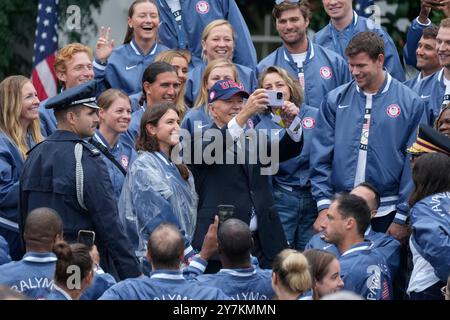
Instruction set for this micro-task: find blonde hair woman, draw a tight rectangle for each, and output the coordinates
[181,59,238,135]
[271,249,312,300]
[185,19,257,108]
[0,75,42,260]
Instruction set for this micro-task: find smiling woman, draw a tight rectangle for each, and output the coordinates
[119,102,198,273]
[90,89,137,202]
[0,75,43,260]
[94,0,170,95]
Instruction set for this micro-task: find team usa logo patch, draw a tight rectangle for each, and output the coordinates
[320,66,332,79]
[121,155,129,169]
[196,1,210,14]
[386,104,401,118]
[302,117,315,129]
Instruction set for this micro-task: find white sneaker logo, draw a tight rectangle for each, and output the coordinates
[420,94,430,99]
[126,65,137,71]
[197,124,208,129]
[338,104,350,109]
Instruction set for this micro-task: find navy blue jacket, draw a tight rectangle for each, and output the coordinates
[19,130,140,280]
[188,122,302,263]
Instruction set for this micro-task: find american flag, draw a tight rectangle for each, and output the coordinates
[31,0,59,101]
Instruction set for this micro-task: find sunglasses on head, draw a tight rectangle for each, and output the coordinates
[275,0,300,4]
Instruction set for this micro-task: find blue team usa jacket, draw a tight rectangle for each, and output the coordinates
[310,73,426,224]
[255,105,318,189]
[257,41,351,109]
[305,226,401,277]
[94,39,169,95]
[92,131,137,202]
[0,132,37,260]
[156,0,257,69]
[409,192,450,284]
[339,241,393,300]
[195,267,273,300]
[313,11,405,82]
[417,69,447,125]
[99,270,229,300]
[0,251,116,300]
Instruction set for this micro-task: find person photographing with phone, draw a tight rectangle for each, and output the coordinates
[189,79,304,272]
[255,66,318,251]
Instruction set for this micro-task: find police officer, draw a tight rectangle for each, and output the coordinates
[19,81,140,281]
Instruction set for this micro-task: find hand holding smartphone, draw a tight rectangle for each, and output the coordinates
[217,205,235,226]
[266,90,284,108]
[77,230,96,248]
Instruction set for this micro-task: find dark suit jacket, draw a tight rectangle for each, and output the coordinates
[189,123,303,263]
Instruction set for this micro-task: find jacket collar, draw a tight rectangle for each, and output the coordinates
[219,267,257,277]
[150,270,185,280]
[282,39,315,64]
[130,38,158,57]
[355,71,392,96]
[330,10,359,32]
[23,252,58,263]
[341,240,373,257]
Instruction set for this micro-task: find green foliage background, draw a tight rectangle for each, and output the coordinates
[0,0,104,80]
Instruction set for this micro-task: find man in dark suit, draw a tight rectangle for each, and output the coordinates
[187,79,303,271]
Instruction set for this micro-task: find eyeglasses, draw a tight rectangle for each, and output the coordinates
[441,286,449,299]
[275,0,300,5]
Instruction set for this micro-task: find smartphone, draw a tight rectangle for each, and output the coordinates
[266,90,284,107]
[218,205,235,226]
[77,230,95,248]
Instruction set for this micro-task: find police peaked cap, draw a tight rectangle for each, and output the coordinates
[407,124,450,156]
[45,80,99,110]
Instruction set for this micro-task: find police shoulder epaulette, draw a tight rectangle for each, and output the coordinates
[80,140,101,156]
